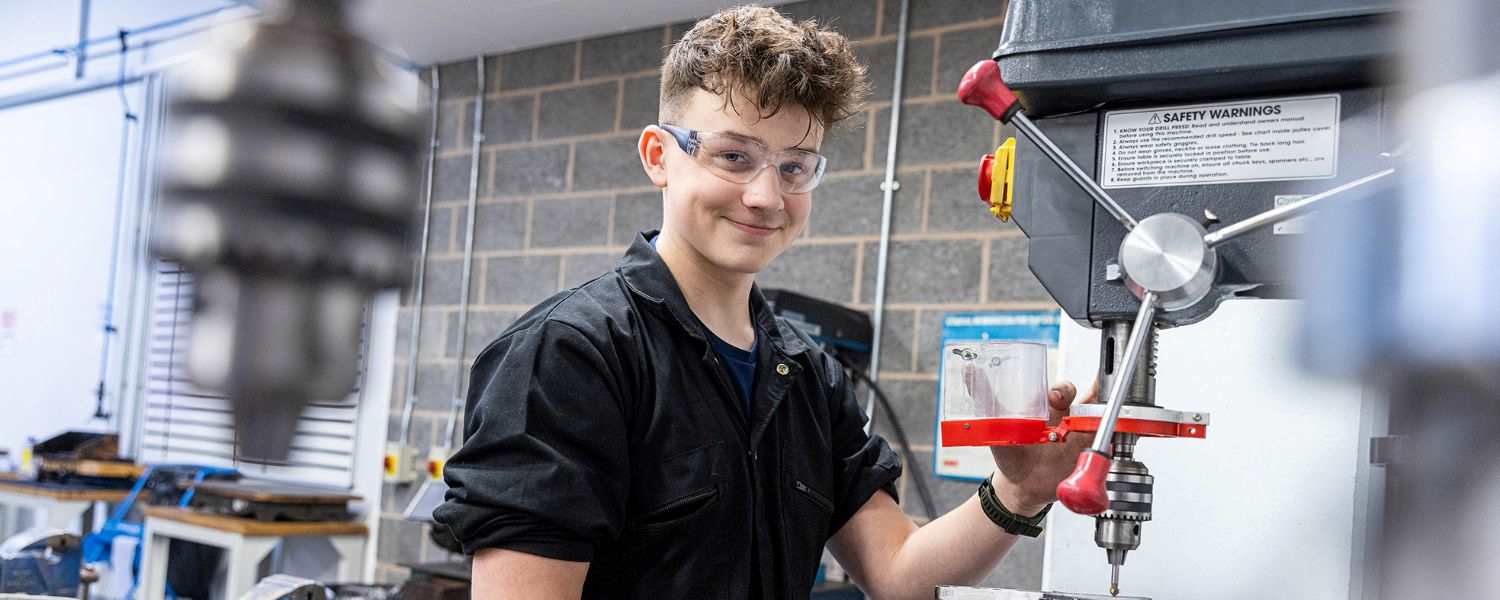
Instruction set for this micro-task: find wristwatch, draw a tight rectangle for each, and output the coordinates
[978,476,1051,537]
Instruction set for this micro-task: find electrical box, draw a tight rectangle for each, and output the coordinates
[383,442,420,484]
[425,448,448,481]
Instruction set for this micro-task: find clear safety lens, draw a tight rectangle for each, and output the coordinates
[663,124,828,193]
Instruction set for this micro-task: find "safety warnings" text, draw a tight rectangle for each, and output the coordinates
[1101,95,1340,188]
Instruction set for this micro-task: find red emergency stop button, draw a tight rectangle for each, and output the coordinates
[978,153,996,203]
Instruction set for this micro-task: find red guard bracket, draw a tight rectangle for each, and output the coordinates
[938,406,1209,448]
[1059,404,1210,440]
[1059,416,1207,439]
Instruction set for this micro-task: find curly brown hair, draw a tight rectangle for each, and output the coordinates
[660,5,869,132]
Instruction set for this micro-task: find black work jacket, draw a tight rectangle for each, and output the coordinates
[434,231,901,599]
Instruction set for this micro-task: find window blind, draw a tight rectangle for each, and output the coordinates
[135,262,367,488]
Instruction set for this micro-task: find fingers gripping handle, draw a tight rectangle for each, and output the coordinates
[1057,450,1112,514]
[958,60,1022,123]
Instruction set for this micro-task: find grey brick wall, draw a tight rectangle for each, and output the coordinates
[381,0,1055,590]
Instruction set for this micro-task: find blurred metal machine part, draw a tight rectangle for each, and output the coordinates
[152,0,423,461]
[238,574,324,600]
[936,587,1148,600]
[0,530,82,597]
[1297,1,1500,597]
[239,575,407,600]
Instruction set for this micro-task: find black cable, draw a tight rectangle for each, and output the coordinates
[115,30,136,121]
[91,30,136,422]
[840,362,938,521]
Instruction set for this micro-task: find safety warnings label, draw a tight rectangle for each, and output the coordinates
[1100,95,1340,188]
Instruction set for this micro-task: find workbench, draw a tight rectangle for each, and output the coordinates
[0,478,127,539]
[137,505,367,599]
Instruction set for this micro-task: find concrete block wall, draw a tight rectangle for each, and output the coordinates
[379,0,1057,589]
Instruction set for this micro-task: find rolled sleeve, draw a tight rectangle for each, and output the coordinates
[434,319,630,562]
[824,354,903,535]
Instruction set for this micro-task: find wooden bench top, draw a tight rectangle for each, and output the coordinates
[185,480,359,504]
[0,479,130,502]
[142,505,367,537]
[38,458,145,479]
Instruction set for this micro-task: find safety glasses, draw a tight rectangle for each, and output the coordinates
[658,123,827,194]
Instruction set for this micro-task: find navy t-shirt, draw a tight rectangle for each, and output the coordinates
[651,235,758,415]
[706,328,757,416]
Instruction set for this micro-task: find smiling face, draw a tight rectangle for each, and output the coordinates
[640,88,824,277]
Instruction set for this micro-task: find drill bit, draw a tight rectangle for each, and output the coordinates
[1110,564,1120,596]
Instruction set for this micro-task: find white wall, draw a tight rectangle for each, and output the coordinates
[0,1,227,456]
[1041,300,1371,599]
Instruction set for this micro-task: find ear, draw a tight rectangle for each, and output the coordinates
[638,126,668,189]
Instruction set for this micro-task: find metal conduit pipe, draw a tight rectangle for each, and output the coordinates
[0,13,263,87]
[444,56,486,449]
[123,73,169,459]
[863,0,910,430]
[111,69,159,430]
[74,0,92,79]
[397,65,441,447]
[91,38,139,423]
[0,53,191,112]
[0,2,242,72]
[0,14,415,111]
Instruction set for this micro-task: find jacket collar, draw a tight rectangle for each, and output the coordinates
[619,230,808,358]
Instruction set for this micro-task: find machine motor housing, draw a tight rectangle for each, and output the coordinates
[994,0,1398,327]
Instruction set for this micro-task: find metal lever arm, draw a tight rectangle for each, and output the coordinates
[1056,292,1159,514]
[958,60,1139,231]
[1204,168,1396,247]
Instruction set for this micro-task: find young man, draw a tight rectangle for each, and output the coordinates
[435,7,1095,599]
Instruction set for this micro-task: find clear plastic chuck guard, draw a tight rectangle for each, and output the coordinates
[939,341,1051,446]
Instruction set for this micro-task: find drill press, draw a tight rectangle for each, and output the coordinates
[939,1,1399,595]
[957,58,1392,593]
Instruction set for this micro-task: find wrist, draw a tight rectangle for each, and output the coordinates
[989,473,1049,518]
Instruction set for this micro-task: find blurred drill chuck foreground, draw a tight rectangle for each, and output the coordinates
[152,0,424,461]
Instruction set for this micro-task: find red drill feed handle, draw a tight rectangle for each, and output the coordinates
[957,59,1022,123]
[1057,450,1111,515]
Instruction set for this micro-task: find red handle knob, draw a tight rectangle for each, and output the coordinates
[1056,450,1111,515]
[957,60,1022,123]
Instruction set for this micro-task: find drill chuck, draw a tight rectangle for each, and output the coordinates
[1095,452,1154,595]
[153,0,423,461]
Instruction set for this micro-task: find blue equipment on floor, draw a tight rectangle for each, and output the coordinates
[81,464,240,599]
